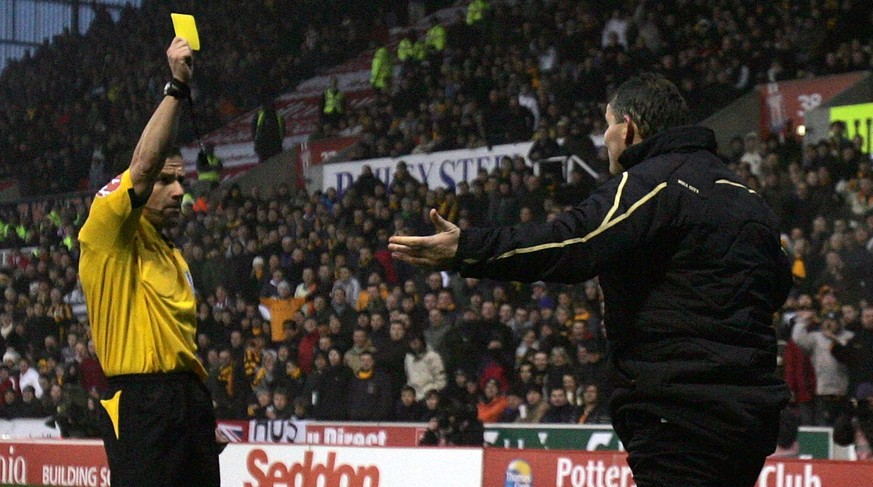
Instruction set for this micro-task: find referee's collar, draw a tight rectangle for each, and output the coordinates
[141,217,176,249]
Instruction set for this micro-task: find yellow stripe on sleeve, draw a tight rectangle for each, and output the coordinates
[715,179,757,194]
[494,179,668,261]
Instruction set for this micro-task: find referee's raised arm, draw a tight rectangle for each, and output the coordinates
[129,36,192,199]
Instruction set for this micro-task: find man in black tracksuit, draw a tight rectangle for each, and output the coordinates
[390,73,791,486]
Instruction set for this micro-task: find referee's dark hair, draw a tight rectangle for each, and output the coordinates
[609,72,690,139]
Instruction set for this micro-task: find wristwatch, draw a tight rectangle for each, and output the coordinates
[163,78,191,99]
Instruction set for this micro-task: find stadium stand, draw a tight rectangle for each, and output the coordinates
[0,0,870,446]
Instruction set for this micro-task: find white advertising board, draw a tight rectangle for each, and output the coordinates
[220,444,483,487]
[320,142,535,193]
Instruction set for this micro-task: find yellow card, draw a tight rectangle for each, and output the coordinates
[171,13,200,51]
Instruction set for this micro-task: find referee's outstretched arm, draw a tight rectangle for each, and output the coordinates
[129,36,193,199]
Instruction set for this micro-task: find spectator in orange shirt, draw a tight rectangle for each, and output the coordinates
[477,378,508,423]
[259,281,305,344]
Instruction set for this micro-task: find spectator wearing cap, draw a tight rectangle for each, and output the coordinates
[831,305,873,398]
[404,333,446,401]
[792,310,854,426]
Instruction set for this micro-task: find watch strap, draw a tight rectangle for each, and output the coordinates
[164,78,191,99]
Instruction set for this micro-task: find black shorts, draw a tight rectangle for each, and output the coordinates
[621,412,767,487]
[98,372,220,487]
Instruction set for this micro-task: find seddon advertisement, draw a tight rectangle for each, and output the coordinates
[220,444,483,487]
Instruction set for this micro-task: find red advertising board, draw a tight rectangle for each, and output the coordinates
[303,423,428,447]
[484,449,873,487]
[0,439,109,486]
[759,71,867,137]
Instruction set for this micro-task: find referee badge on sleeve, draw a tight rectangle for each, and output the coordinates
[96,175,123,198]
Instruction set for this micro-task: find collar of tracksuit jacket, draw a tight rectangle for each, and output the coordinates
[617,125,718,170]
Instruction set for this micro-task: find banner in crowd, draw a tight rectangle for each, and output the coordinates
[484,424,834,459]
[483,449,873,487]
[220,444,483,487]
[217,420,429,447]
[321,142,535,193]
[0,418,62,439]
[217,419,306,444]
[759,71,867,137]
[302,423,428,447]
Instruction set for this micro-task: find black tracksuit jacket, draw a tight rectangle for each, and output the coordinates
[456,126,792,456]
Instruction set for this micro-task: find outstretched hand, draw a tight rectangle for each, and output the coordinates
[388,209,460,269]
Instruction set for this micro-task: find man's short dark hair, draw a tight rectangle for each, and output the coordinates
[610,73,690,139]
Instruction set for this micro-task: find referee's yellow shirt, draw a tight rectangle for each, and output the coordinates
[79,170,206,380]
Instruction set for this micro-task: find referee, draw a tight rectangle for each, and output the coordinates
[79,38,220,486]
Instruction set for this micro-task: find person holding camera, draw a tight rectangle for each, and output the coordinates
[419,402,484,446]
[792,310,854,426]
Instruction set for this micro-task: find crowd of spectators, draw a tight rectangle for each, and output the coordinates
[0,0,870,454]
[0,0,452,196]
[320,0,873,165]
[3,0,872,198]
[0,113,868,448]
